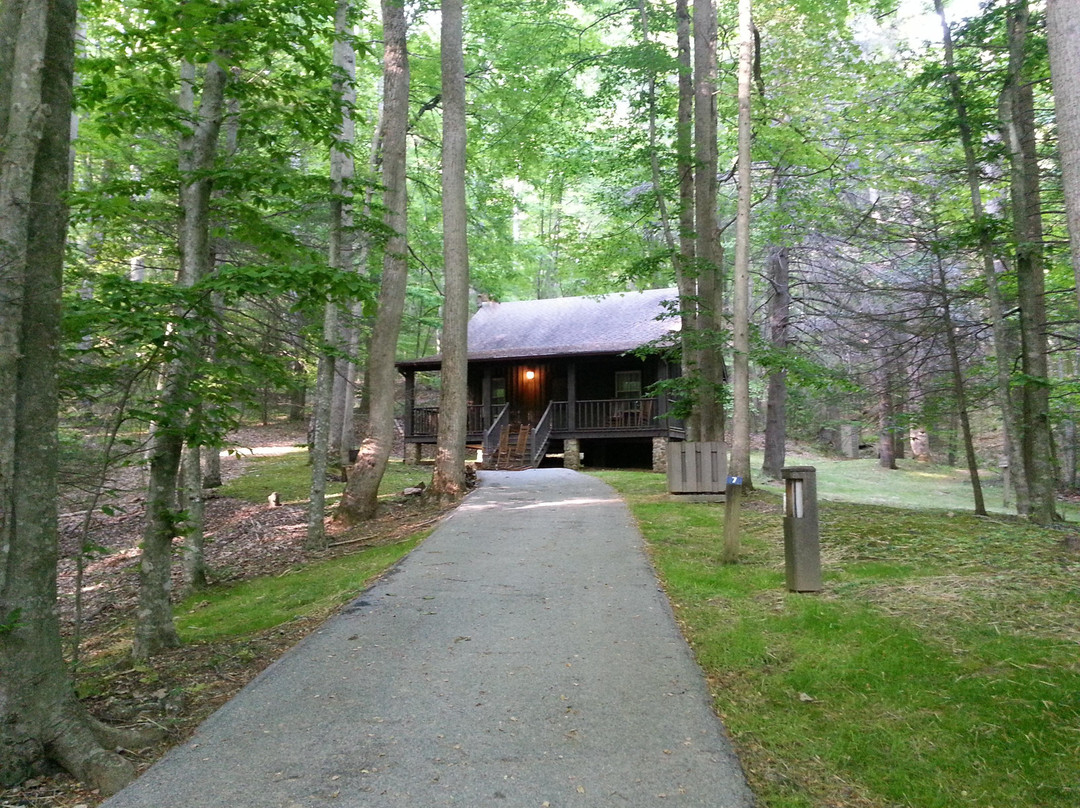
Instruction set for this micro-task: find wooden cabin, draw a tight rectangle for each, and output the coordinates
[397,287,685,470]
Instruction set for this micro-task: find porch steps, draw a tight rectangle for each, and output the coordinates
[484,423,547,470]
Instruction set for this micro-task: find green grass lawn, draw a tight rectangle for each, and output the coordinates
[595,468,1080,808]
[753,451,1080,521]
[177,535,424,642]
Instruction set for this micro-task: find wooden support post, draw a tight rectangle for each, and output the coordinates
[482,366,492,430]
[403,370,416,438]
[567,361,577,432]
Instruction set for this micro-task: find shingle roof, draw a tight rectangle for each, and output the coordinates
[398,287,680,369]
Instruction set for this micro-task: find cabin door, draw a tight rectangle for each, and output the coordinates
[510,363,550,424]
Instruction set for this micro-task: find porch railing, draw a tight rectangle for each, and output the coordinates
[409,404,487,438]
[408,396,667,439]
[412,406,439,437]
[551,397,658,431]
[467,404,485,433]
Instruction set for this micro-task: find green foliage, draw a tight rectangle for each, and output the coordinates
[0,609,24,637]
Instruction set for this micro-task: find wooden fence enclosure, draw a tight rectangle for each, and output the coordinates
[666,441,728,495]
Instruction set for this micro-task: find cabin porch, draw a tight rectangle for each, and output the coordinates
[399,354,685,470]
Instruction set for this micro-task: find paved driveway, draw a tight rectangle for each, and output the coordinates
[103,468,753,808]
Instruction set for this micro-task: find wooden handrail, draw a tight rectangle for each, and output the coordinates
[530,401,556,466]
[482,404,509,458]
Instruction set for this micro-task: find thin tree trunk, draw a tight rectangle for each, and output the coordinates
[181,437,208,590]
[693,0,724,442]
[935,256,987,515]
[329,338,351,461]
[1001,0,1058,523]
[202,438,222,488]
[1063,416,1077,490]
[338,0,410,523]
[431,0,469,500]
[1045,0,1080,314]
[892,387,906,461]
[638,0,676,262]
[675,0,699,440]
[762,247,789,479]
[309,0,357,545]
[933,0,1029,513]
[343,103,386,452]
[307,312,336,548]
[730,0,753,490]
[337,321,361,464]
[877,360,897,470]
[0,0,147,791]
[200,93,238,491]
[135,55,228,659]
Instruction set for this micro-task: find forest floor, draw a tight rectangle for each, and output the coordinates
[3,422,454,808]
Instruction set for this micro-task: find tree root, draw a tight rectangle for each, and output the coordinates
[47,707,136,797]
[87,713,164,751]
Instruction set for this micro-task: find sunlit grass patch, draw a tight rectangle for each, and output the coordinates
[177,535,424,642]
[219,452,432,505]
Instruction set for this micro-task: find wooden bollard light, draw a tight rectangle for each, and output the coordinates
[782,466,822,592]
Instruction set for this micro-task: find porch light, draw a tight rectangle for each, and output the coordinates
[525,370,536,380]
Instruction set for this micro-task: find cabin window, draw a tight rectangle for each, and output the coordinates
[615,370,642,398]
[492,377,507,405]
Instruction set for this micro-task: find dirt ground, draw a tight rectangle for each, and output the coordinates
[2,424,451,808]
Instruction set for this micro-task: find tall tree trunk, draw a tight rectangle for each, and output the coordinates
[693,0,724,441]
[338,105,384,457]
[135,56,228,659]
[307,309,337,548]
[431,0,469,500]
[201,93,239,491]
[935,257,987,515]
[730,0,753,489]
[327,48,361,464]
[0,0,145,791]
[934,0,1029,514]
[675,0,699,440]
[337,0,410,524]
[1045,0,1080,313]
[1000,0,1059,524]
[761,247,789,479]
[309,0,357,546]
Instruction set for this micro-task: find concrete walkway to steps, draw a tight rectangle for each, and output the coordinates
[102,468,754,808]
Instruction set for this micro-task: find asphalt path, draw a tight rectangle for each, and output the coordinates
[102,468,753,808]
